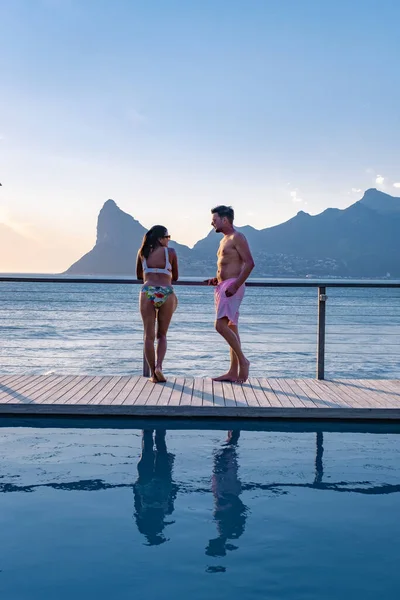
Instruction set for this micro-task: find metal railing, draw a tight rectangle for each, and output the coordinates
[1,276,400,380]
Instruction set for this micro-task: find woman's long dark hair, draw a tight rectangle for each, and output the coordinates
[139,225,168,259]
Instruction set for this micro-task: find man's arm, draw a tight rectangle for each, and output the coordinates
[225,233,255,296]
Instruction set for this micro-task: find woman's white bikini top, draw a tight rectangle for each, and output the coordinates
[142,247,172,275]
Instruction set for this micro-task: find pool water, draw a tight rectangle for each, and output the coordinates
[0,423,399,599]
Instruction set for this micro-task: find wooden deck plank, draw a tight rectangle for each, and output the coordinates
[283,378,321,409]
[135,379,156,405]
[347,379,400,408]
[156,381,174,406]
[157,378,176,406]
[258,378,283,407]
[0,374,46,401]
[308,380,355,408]
[202,377,214,407]
[310,380,359,409]
[34,375,75,404]
[77,376,113,405]
[123,377,149,405]
[360,380,400,407]
[191,377,204,407]
[0,373,26,387]
[180,378,194,406]
[87,376,123,405]
[46,375,86,404]
[1,374,400,421]
[222,381,236,407]
[248,377,271,407]
[337,379,390,408]
[277,378,308,408]
[96,376,129,405]
[11,374,71,404]
[168,377,185,406]
[265,378,294,407]
[382,379,400,391]
[311,379,359,409]
[212,380,225,407]
[3,375,59,404]
[331,380,381,409]
[67,376,105,405]
[375,379,400,395]
[49,376,94,404]
[0,375,30,401]
[70,376,111,405]
[232,382,249,407]
[145,379,164,406]
[241,382,260,407]
[296,379,344,409]
[105,376,133,404]
[116,376,141,405]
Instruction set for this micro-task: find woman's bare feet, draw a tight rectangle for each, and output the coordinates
[154,368,167,383]
[237,359,250,383]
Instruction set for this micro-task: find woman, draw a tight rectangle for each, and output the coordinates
[136,225,178,383]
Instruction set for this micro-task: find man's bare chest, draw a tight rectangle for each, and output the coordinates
[218,240,238,260]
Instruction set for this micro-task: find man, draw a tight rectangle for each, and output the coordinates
[206,205,255,383]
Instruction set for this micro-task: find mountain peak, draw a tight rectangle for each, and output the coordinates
[359,188,400,214]
[102,198,118,210]
[96,199,145,246]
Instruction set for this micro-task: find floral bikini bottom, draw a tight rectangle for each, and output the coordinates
[141,285,174,309]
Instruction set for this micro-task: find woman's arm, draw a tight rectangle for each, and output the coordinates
[136,252,144,280]
[169,248,179,281]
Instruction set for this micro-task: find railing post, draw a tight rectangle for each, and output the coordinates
[142,335,150,377]
[314,431,324,484]
[317,286,327,380]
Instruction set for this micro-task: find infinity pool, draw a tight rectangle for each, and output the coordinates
[0,421,399,599]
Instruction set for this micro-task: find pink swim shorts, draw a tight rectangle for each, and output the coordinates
[214,278,245,325]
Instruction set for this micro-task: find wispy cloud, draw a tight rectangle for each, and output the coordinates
[375,175,385,186]
[393,183,400,188]
[351,188,362,193]
[290,190,303,203]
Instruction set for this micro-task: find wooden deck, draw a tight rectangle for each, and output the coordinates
[0,374,400,420]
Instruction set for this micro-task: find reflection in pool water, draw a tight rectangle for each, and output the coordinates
[134,429,178,546]
[0,424,399,599]
[206,430,247,558]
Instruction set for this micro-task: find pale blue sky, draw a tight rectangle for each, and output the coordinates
[1,0,400,270]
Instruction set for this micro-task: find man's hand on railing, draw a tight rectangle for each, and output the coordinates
[204,278,218,286]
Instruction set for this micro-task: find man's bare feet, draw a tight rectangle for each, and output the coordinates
[154,368,167,383]
[150,374,159,383]
[236,359,250,383]
[212,371,238,382]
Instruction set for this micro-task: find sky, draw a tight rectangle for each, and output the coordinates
[1,0,400,272]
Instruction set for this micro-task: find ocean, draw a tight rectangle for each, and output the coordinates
[1,279,399,379]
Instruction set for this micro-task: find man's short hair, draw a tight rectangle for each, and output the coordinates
[211,205,234,223]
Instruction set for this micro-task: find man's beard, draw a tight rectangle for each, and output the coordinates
[214,227,222,233]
